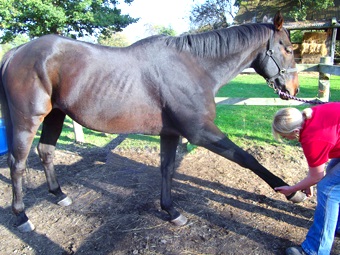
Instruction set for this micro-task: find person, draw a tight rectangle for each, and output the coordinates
[272,102,340,255]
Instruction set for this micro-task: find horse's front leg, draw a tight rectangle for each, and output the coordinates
[38,109,72,207]
[160,134,187,226]
[185,121,306,203]
[37,143,72,206]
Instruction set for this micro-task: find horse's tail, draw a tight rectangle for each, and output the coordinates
[0,47,18,154]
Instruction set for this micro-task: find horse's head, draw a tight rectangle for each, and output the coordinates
[254,11,299,100]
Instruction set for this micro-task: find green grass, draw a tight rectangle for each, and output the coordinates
[41,119,120,148]
[214,105,300,147]
[216,73,340,100]
[214,73,340,147]
[33,73,340,150]
[34,118,161,149]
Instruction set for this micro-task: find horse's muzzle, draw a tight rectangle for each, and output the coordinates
[279,92,290,100]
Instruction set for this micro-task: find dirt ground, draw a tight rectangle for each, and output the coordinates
[0,136,340,255]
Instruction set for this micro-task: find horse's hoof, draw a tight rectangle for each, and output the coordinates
[171,214,188,226]
[57,196,72,207]
[17,220,35,232]
[287,191,307,203]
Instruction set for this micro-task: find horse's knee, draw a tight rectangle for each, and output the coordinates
[37,143,55,163]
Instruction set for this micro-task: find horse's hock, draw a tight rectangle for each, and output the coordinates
[301,32,328,64]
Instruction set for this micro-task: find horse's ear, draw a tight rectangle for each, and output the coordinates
[273,11,284,31]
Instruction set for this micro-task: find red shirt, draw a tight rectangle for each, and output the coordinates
[299,102,340,167]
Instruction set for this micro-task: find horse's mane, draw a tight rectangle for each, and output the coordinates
[165,23,274,58]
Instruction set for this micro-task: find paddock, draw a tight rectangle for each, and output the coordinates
[1,136,340,254]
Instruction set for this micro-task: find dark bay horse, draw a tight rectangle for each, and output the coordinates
[0,11,304,232]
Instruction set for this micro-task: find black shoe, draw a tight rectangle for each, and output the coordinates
[286,246,306,255]
[336,231,340,238]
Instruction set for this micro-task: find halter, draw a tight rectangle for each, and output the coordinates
[264,34,325,105]
[265,49,298,87]
[263,32,298,91]
[261,31,324,104]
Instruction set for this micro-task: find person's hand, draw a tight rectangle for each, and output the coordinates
[274,186,294,196]
[302,186,313,197]
[275,185,313,198]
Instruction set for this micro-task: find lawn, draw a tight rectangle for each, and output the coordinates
[216,73,340,99]
[214,73,340,146]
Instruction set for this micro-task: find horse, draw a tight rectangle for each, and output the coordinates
[0,11,304,233]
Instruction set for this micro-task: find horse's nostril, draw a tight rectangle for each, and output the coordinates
[296,88,300,95]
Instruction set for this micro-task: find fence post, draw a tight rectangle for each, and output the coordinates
[73,121,84,143]
[318,56,331,102]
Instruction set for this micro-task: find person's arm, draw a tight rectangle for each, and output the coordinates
[275,164,325,197]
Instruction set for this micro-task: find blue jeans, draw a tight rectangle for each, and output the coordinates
[302,158,340,255]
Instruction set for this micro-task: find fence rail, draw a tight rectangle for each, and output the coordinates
[215,97,317,106]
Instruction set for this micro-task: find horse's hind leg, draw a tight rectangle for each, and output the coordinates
[160,134,187,226]
[9,116,43,232]
[37,109,72,207]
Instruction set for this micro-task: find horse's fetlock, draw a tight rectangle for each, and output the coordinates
[12,202,25,215]
[49,187,64,197]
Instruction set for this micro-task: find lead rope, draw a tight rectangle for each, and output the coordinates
[277,89,326,105]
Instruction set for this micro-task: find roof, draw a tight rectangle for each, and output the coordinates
[234,0,340,25]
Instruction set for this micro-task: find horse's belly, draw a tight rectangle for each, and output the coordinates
[74,110,163,135]
[104,113,163,135]
[58,87,164,135]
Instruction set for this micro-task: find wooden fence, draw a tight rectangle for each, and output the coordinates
[72,57,340,143]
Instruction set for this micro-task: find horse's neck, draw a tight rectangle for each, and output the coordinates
[204,45,265,94]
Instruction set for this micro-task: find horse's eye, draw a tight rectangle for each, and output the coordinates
[285,46,293,54]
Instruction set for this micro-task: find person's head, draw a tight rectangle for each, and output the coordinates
[272,107,313,141]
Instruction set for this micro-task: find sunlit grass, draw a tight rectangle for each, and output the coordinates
[216,73,340,100]
[214,73,340,147]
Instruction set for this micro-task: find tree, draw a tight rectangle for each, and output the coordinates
[288,0,334,21]
[189,0,239,31]
[0,34,29,59]
[233,0,241,7]
[144,24,176,37]
[0,0,138,43]
[98,32,130,47]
